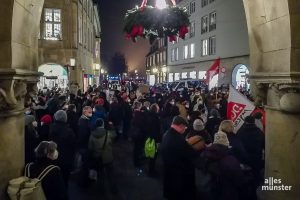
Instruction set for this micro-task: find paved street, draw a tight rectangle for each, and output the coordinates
[69,139,165,200]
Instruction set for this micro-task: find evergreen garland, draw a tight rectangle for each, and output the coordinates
[123,6,190,43]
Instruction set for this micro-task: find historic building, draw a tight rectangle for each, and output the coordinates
[38,0,101,91]
[0,1,300,200]
[145,37,168,85]
[167,0,249,88]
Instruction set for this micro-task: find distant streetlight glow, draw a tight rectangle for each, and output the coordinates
[156,0,167,9]
[153,68,158,73]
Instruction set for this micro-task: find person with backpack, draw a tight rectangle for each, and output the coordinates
[22,141,68,200]
[88,119,117,193]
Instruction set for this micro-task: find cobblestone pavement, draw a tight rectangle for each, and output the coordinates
[69,139,165,200]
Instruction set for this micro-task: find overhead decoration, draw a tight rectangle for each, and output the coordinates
[123,0,190,44]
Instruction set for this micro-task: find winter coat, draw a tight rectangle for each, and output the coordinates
[237,123,265,171]
[130,110,147,140]
[201,144,246,200]
[78,115,91,149]
[38,124,50,141]
[206,117,222,137]
[161,128,197,200]
[26,158,68,200]
[49,122,76,169]
[67,110,79,136]
[108,102,123,126]
[25,125,39,164]
[188,129,212,144]
[88,127,116,164]
[226,133,249,165]
[33,104,48,123]
[145,111,161,142]
[90,108,107,129]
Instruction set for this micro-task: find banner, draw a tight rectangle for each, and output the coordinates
[227,85,255,132]
[205,57,220,85]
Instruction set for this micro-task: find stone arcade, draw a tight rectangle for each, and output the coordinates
[0,0,299,199]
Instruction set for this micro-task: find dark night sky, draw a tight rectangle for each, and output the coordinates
[99,0,153,74]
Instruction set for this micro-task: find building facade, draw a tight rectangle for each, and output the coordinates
[145,37,168,85]
[38,0,101,91]
[167,0,249,88]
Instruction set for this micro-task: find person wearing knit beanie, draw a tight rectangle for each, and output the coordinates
[213,130,230,147]
[193,119,205,131]
[41,114,52,125]
[54,110,67,123]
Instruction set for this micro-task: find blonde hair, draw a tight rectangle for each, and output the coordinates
[218,120,234,133]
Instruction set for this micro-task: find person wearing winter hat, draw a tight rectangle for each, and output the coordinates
[188,119,212,144]
[218,120,248,165]
[25,114,39,163]
[50,110,76,187]
[54,110,67,123]
[39,115,53,141]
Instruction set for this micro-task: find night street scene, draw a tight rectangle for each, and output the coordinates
[0,0,299,200]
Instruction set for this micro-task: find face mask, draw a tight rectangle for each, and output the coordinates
[93,108,96,112]
[185,104,189,109]
[87,113,93,118]
[52,150,59,160]
[41,122,44,126]
[170,101,175,105]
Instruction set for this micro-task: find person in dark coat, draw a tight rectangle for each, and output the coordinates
[25,114,39,164]
[49,110,76,187]
[77,106,93,186]
[25,141,68,200]
[120,93,132,139]
[219,120,249,165]
[108,97,123,138]
[38,114,52,141]
[205,109,222,138]
[145,103,161,176]
[131,101,147,167]
[66,104,79,137]
[161,103,180,134]
[188,119,212,144]
[201,131,246,200]
[90,104,107,129]
[161,116,197,200]
[33,96,48,126]
[237,116,265,187]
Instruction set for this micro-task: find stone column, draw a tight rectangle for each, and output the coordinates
[243,0,300,199]
[0,0,44,199]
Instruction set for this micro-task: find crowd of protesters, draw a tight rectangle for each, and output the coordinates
[23,83,265,200]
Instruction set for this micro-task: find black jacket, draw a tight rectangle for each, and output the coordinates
[67,110,79,136]
[78,116,91,149]
[161,128,197,200]
[237,123,265,170]
[145,111,161,142]
[226,133,249,165]
[38,124,50,142]
[26,159,68,200]
[201,144,246,200]
[49,122,76,168]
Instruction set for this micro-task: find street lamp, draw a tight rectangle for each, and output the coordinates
[162,67,167,73]
[152,68,158,73]
[70,58,76,68]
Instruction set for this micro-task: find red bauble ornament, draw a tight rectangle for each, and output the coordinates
[179,26,189,39]
[168,35,177,42]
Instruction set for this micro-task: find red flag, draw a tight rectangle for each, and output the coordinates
[205,58,220,84]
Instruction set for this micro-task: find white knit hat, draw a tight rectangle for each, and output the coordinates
[213,131,230,147]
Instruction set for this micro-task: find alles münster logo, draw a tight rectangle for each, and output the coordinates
[261,177,292,191]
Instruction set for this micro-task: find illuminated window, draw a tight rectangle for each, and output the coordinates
[201,15,208,34]
[202,39,208,56]
[175,48,179,61]
[209,12,217,31]
[183,45,188,59]
[44,8,62,40]
[190,43,195,58]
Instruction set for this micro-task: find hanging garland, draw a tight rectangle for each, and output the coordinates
[123,2,190,43]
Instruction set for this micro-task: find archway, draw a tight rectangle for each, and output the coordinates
[231,64,250,90]
[0,1,300,200]
[38,63,68,89]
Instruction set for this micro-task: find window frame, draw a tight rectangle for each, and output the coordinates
[201,39,209,56]
[209,11,217,31]
[44,8,62,40]
[209,36,216,55]
[201,15,208,34]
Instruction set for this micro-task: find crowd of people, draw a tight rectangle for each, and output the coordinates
[23,83,265,200]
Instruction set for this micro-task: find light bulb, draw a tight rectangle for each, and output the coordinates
[156,0,167,9]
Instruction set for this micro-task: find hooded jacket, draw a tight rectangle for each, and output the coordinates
[88,127,116,164]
